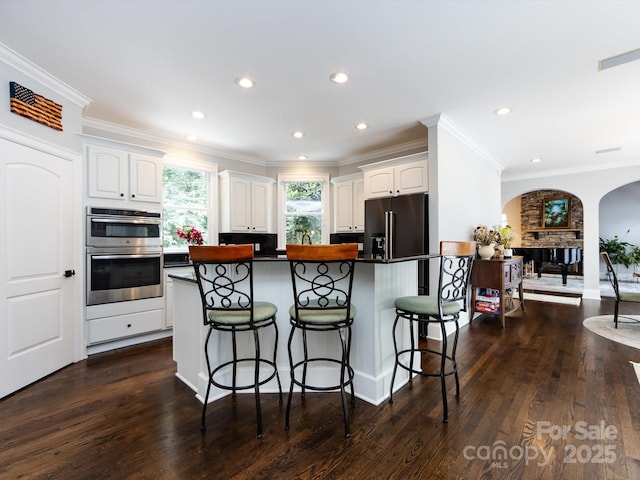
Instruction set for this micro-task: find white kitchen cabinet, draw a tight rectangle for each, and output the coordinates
[87,145,163,204]
[87,308,164,345]
[164,266,193,328]
[85,296,168,351]
[361,153,428,199]
[332,173,364,232]
[219,170,274,233]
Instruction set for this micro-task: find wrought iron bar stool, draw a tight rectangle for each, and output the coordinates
[389,241,475,422]
[285,243,358,438]
[601,251,640,328]
[190,245,282,438]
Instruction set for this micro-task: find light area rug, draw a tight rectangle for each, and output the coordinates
[632,362,640,384]
[583,315,640,350]
[522,292,581,306]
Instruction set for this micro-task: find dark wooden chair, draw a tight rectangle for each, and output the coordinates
[601,251,640,328]
[190,245,282,438]
[389,240,476,423]
[285,243,358,438]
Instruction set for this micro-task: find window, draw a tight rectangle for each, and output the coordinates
[277,173,329,248]
[163,161,217,249]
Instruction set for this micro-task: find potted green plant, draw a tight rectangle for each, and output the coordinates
[599,232,636,268]
[498,225,513,258]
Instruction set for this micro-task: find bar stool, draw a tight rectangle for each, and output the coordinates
[189,245,282,438]
[389,241,476,422]
[285,243,358,438]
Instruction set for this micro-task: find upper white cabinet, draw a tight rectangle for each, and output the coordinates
[331,173,364,233]
[360,153,428,199]
[219,170,274,233]
[87,145,163,204]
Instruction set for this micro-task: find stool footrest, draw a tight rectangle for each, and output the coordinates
[290,357,354,392]
[209,358,279,391]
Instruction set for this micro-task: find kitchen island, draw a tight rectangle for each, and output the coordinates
[171,254,435,406]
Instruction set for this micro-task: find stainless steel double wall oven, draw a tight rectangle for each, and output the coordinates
[86,207,163,306]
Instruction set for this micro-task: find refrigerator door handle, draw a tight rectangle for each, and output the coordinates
[385,210,394,260]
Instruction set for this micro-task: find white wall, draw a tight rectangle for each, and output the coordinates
[422,114,503,336]
[502,165,640,299]
[0,45,87,152]
[423,114,502,252]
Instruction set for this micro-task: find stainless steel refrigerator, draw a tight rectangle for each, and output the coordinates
[364,192,429,294]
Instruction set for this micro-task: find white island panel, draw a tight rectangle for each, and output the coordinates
[172,258,424,406]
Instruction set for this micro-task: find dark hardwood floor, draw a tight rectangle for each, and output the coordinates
[2,297,640,479]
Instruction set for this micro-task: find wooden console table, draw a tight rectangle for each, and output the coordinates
[470,256,525,328]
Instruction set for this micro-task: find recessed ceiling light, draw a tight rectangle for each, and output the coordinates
[186,135,197,141]
[530,157,542,163]
[235,77,255,88]
[330,72,349,84]
[298,155,308,160]
[494,107,511,115]
[191,111,205,119]
[355,122,368,130]
[292,131,304,139]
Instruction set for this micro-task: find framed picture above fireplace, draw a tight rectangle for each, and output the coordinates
[542,197,571,228]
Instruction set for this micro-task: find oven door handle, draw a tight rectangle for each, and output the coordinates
[91,254,161,260]
[91,218,161,225]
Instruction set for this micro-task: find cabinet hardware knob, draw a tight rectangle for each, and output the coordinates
[131,194,135,198]
[120,193,124,197]
[63,269,75,278]
[127,324,132,328]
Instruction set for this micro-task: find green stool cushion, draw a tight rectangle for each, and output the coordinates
[289,300,357,324]
[207,301,277,325]
[395,295,461,316]
[619,292,640,302]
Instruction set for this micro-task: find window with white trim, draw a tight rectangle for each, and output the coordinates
[277,173,330,248]
[162,160,217,250]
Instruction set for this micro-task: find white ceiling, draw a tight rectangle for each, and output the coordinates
[1,0,640,180]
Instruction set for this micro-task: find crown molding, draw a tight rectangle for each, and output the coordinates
[84,116,428,169]
[421,113,504,173]
[336,138,428,167]
[82,117,267,167]
[501,157,640,183]
[0,124,79,160]
[0,42,91,107]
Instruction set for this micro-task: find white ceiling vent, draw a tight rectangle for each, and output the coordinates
[599,48,640,71]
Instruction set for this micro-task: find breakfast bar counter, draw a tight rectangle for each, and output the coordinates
[171,255,434,406]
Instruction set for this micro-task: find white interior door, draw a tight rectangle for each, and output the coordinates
[0,138,75,398]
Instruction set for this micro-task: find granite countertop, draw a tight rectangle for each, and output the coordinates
[181,253,435,263]
[169,253,437,282]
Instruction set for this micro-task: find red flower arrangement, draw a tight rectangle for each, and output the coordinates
[176,226,204,246]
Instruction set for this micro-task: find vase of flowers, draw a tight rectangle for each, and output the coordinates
[176,226,204,246]
[473,225,499,260]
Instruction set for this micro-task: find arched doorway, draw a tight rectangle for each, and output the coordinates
[599,181,640,296]
[503,188,584,293]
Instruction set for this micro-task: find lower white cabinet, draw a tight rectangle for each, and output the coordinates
[164,266,193,328]
[85,296,167,348]
[87,309,164,344]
